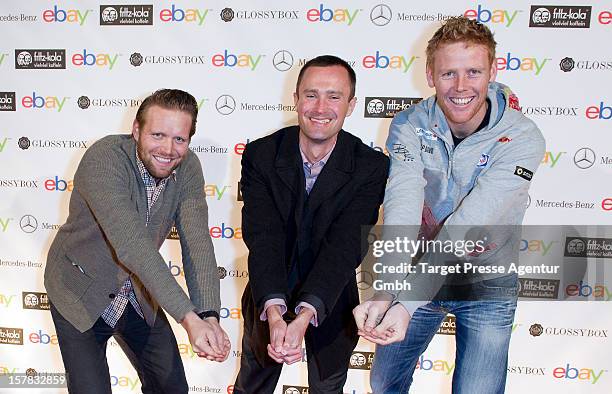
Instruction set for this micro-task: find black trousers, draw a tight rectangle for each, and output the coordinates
[50,302,188,394]
[233,331,348,394]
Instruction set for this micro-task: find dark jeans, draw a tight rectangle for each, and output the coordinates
[234,331,348,394]
[50,302,188,394]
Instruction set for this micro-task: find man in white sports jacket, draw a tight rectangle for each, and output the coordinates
[353,16,546,393]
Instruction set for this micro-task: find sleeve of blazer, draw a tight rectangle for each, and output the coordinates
[298,155,389,324]
[241,143,289,313]
[175,153,221,314]
[73,144,196,323]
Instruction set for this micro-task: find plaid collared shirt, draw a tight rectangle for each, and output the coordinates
[100,153,175,328]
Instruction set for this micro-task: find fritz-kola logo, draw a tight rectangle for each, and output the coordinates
[100,5,154,25]
[529,5,592,28]
[15,49,66,69]
[0,92,16,111]
[364,97,421,118]
[349,351,374,370]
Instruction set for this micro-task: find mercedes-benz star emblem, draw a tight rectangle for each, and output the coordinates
[221,8,234,22]
[78,96,91,109]
[130,52,143,67]
[272,50,294,72]
[370,4,392,26]
[573,147,595,169]
[215,95,236,115]
[20,214,38,233]
[18,137,30,150]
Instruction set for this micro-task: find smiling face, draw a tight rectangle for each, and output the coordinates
[132,105,192,179]
[427,42,497,137]
[294,65,357,146]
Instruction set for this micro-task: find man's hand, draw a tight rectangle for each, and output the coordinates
[353,292,394,336]
[266,305,288,363]
[181,311,231,362]
[281,309,313,365]
[359,303,411,345]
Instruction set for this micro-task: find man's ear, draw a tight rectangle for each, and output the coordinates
[346,96,357,117]
[489,61,498,82]
[132,119,140,141]
[426,66,435,88]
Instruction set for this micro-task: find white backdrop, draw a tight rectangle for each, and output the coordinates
[1,1,611,393]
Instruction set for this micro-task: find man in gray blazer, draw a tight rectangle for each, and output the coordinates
[44,89,229,393]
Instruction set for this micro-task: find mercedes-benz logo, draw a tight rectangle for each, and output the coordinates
[78,96,91,109]
[130,52,143,67]
[573,147,595,169]
[370,4,392,26]
[19,214,38,233]
[272,50,294,72]
[559,57,575,72]
[284,389,300,394]
[18,137,30,150]
[526,194,531,209]
[221,7,234,22]
[215,95,236,115]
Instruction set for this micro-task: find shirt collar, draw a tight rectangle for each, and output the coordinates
[299,143,335,168]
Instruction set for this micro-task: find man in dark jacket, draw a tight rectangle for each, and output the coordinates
[234,56,389,393]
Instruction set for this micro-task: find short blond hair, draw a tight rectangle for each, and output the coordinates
[426,16,496,69]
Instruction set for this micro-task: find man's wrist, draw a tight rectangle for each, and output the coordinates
[296,308,315,324]
[266,305,284,322]
[197,310,220,322]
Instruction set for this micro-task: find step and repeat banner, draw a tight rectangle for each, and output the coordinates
[1,1,611,393]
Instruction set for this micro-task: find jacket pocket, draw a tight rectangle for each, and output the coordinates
[59,252,95,304]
